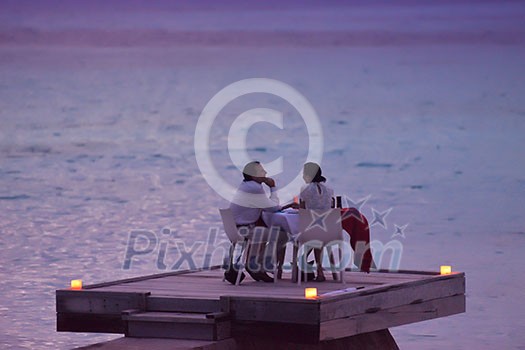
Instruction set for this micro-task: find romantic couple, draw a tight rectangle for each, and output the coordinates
[229,161,373,283]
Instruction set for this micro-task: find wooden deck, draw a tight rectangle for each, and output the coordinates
[56,267,465,348]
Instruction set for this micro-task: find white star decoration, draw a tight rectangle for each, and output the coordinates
[392,224,408,238]
[338,195,371,224]
[306,210,331,231]
[338,207,364,224]
[344,194,370,212]
[329,193,408,240]
[370,207,393,229]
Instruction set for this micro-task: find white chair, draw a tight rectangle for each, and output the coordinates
[219,208,251,286]
[219,208,279,285]
[292,208,345,285]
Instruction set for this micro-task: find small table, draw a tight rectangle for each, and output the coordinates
[271,208,374,274]
[262,209,302,281]
[262,209,300,237]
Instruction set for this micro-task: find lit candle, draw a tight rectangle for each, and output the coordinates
[305,287,317,299]
[440,265,452,275]
[71,279,83,290]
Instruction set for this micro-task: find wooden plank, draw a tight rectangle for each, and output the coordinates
[57,312,124,333]
[320,272,464,303]
[220,292,325,304]
[319,294,465,340]
[151,270,426,284]
[127,321,216,340]
[338,274,428,284]
[86,270,429,299]
[232,321,320,344]
[207,312,230,320]
[176,270,229,278]
[94,285,332,300]
[109,280,327,299]
[320,273,465,321]
[130,282,364,291]
[215,318,232,341]
[227,297,320,324]
[147,296,221,313]
[56,290,149,315]
[124,312,217,324]
[79,267,435,291]
[83,269,429,292]
[111,278,381,291]
[123,310,233,341]
[90,276,449,303]
[82,266,222,289]
[112,278,370,291]
[94,283,345,297]
[373,269,439,275]
[107,280,247,290]
[126,313,231,340]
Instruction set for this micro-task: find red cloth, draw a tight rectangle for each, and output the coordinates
[340,208,373,273]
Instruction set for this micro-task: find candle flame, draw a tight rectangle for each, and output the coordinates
[71,279,83,290]
[440,265,452,275]
[305,287,317,299]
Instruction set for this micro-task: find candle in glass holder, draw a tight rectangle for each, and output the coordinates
[440,265,452,275]
[304,287,317,299]
[71,279,83,290]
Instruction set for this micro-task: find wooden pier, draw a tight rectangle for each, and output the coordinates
[56,267,465,349]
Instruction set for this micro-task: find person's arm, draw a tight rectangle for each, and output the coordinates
[262,178,300,210]
[258,177,301,211]
[262,177,280,208]
[262,178,284,212]
[239,180,281,211]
